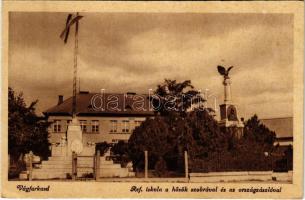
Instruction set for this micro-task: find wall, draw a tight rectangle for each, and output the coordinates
[48,116,146,144]
[189,171,293,183]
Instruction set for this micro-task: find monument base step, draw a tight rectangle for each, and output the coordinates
[29,148,135,179]
[32,172,67,179]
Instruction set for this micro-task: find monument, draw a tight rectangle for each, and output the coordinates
[20,13,134,180]
[217,65,244,139]
[61,13,85,156]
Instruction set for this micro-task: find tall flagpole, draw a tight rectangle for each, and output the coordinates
[60,13,83,118]
[60,13,84,157]
[72,12,79,118]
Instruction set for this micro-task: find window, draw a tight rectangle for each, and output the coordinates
[122,120,130,133]
[92,120,99,133]
[53,120,61,133]
[112,139,119,143]
[66,120,72,131]
[134,120,142,127]
[110,120,118,133]
[79,120,87,133]
[111,139,126,144]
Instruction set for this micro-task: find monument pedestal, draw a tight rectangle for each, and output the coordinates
[218,72,244,139]
[30,151,135,179]
[30,118,91,179]
[67,118,83,156]
[219,103,244,139]
[28,118,134,179]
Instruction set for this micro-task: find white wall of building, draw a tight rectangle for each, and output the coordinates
[48,116,147,144]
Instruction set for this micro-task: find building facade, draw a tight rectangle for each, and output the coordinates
[44,92,154,144]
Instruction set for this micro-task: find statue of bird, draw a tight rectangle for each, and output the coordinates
[217,65,234,78]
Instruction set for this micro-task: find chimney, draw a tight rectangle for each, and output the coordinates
[58,95,64,105]
[127,92,136,95]
[79,91,89,94]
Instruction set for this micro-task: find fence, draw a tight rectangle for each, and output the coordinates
[23,149,291,181]
[72,150,101,180]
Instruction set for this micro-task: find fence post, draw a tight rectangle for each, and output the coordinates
[72,152,77,180]
[144,150,148,179]
[96,150,100,180]
[28,151,33,181]
[184,151,189,180]
[93,152,96,180]
[8,154,10,175]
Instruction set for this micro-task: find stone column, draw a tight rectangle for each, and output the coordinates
[223,77,232,103]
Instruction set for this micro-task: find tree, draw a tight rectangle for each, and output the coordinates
[221,114,276,171]
[8,87,50,160]
[128,116,171,171]
[243,114,276,150]
[128,79,223,175]
[128,112,279,174]
[284,145,293,170]
[128,80,279,175]
[150,79,204,116]
[128,109,225,174]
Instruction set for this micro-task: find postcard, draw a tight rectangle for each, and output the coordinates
[1,1,304,198]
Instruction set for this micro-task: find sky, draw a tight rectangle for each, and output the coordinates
[9,12,293,119]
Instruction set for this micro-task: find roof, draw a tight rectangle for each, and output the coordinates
[44,93,154,117]
[261,117,293,138]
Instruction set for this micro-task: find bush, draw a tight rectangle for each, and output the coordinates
[8,159,26,179]
[111,141,131,167]
[154,157,167,177]
[95,142,110,156]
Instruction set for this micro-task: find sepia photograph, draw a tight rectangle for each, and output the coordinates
[2,1,304,198]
